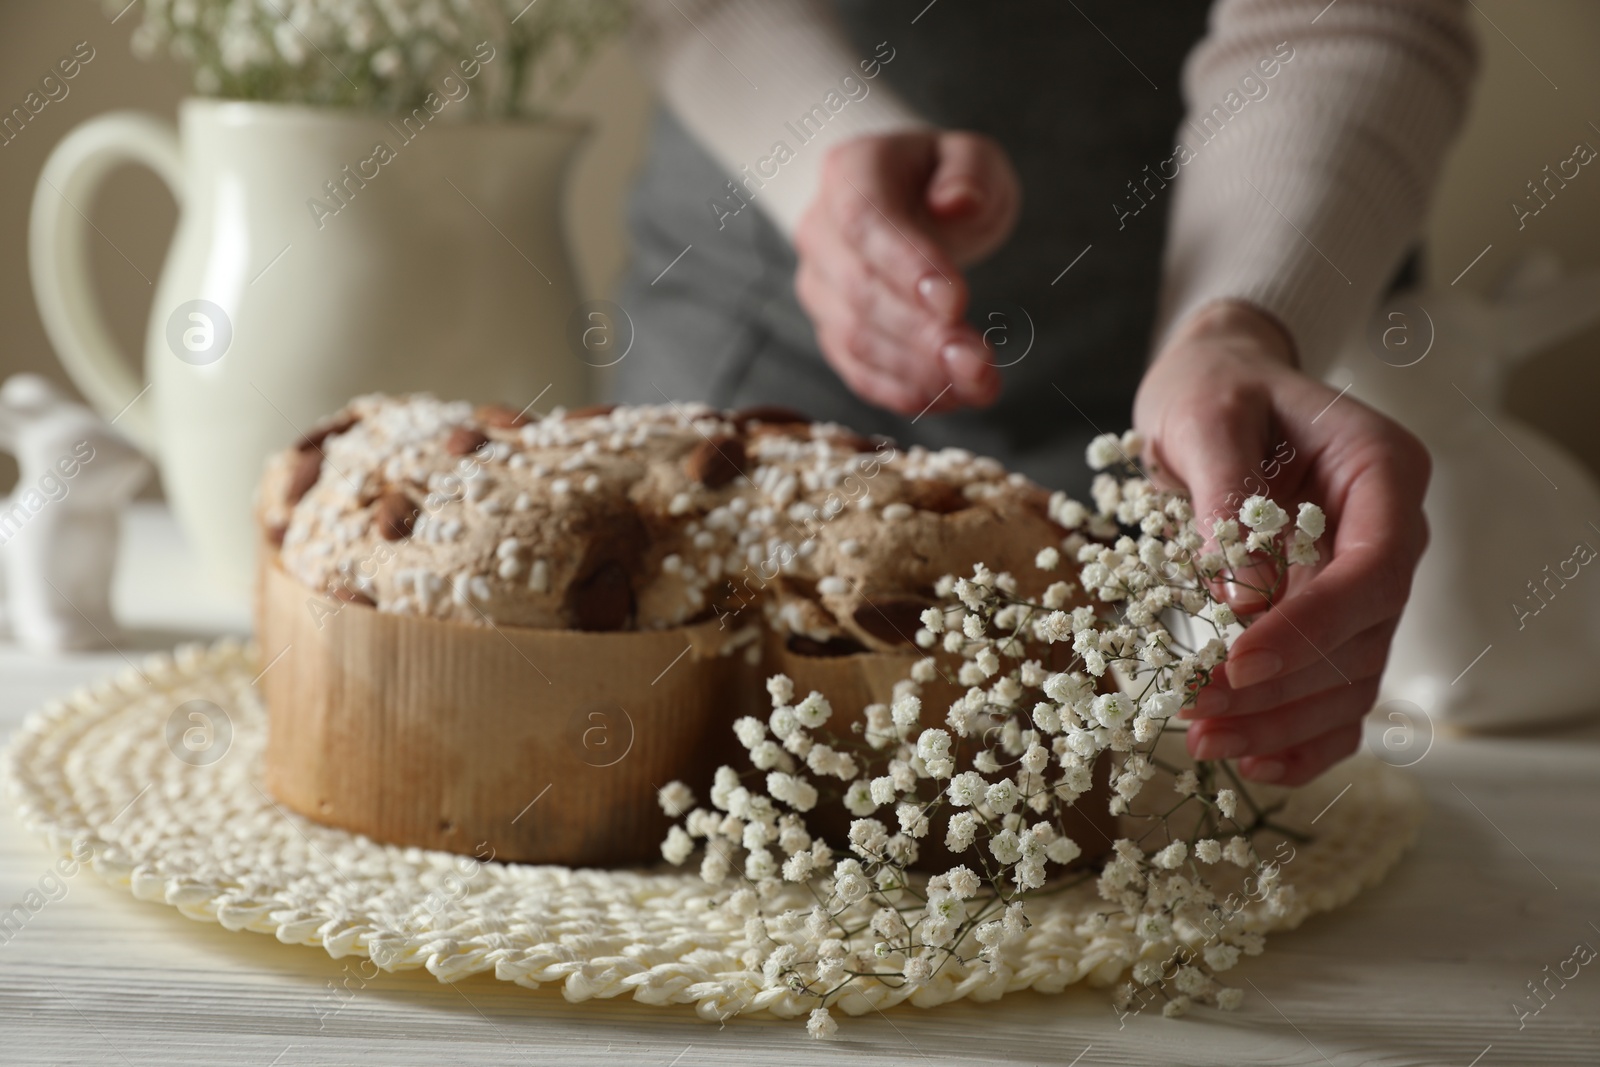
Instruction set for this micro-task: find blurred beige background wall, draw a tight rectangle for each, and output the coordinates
[1422,2,1600,477]
[2,1,1597,490]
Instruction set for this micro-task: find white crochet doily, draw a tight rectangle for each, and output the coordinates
[3,640,1424,1021]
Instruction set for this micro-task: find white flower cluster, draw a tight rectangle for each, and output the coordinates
[104,0,628,115]
[660,436,1326,1036]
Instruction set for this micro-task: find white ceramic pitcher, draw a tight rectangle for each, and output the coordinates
[30,99,592,593]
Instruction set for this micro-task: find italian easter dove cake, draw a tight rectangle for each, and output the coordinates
[255,394,1114,865]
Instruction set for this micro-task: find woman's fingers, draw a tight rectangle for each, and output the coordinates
[926,130,992,215]
[797,261,991,410]
[800,139,1002,409]
[1237,721,1367,788]
[923,131,1022,265]
[796,226,930,338]
[1187,677,1379,770]
[1221,422,1430,690]
[814,324,932,414]
[795,131,1020,415]
[817,137,967,318]
[1187,619,1396,720]
[1147,376,1276,611]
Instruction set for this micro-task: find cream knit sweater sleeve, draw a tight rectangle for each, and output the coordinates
[1156,0,1478,375]
[631,0,928,235]
[634,0,1478,378]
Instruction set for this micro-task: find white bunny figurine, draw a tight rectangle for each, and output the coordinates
[1323,252,1600,731]
[0,373,152,653]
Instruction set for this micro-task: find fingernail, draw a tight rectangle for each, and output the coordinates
[1244,758,1286,783]
[918,275,946,309]
[941,342,983,381]
[934,182,983,211]
[1188,688,1229,718]
[1224,581,1269,610]
[939,342,1001,407]
[1226,650,1281,689]
[1193,730,1248,761]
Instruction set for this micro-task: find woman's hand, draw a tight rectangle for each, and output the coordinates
[794,130,1021,416]
[1133,301,1431,786]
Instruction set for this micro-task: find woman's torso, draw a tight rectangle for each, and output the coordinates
[611,0,1211,495]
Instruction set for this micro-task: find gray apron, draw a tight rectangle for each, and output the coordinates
[611,0,1211,498]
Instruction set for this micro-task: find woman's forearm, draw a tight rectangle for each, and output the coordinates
[1154,0,1479,377]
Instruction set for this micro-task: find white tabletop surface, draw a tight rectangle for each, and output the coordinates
[2,504,1597,1067]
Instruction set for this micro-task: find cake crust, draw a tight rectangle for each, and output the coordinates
[261,395,1075,650]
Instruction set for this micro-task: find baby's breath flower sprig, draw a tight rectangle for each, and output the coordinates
[104,0,629,116]
[659,431,1327,1036]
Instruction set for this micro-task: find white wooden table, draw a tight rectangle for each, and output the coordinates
[2,504,1597,1066]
